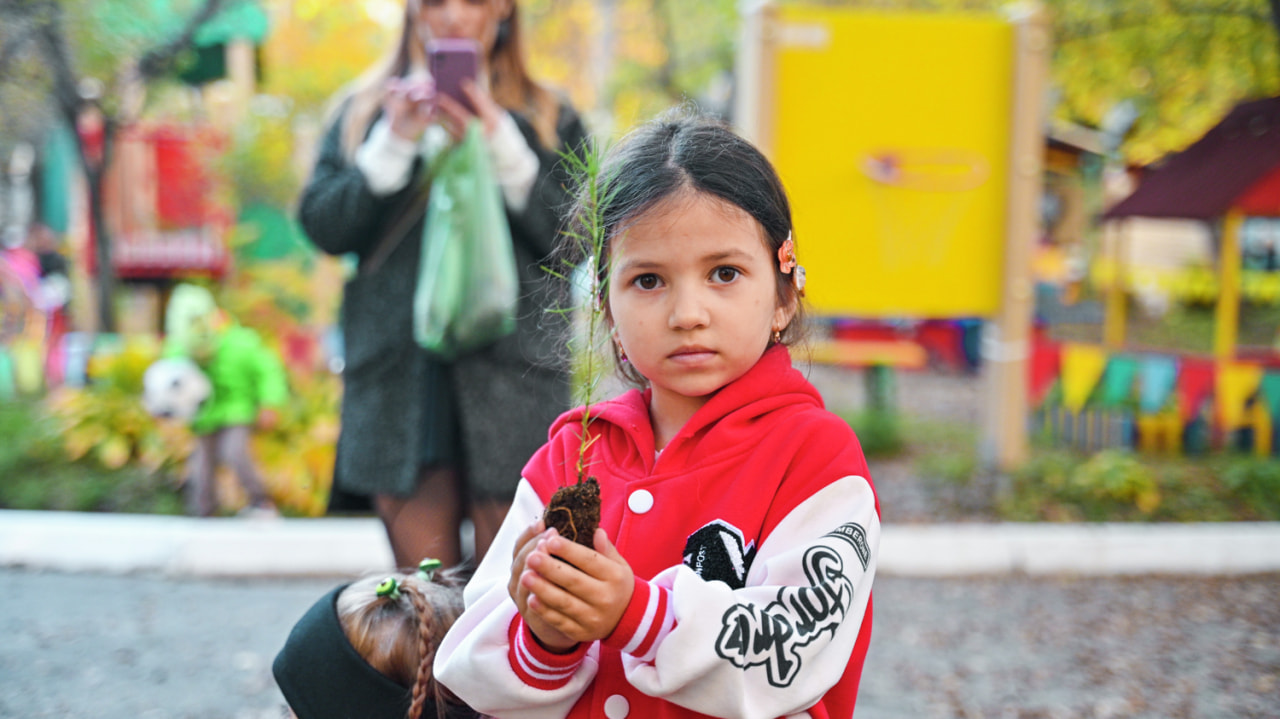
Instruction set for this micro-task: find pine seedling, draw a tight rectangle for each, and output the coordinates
[539,142,615,547]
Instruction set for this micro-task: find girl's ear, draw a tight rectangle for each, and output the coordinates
[772,293,798,336]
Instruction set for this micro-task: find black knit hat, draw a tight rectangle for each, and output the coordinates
[272,583,420,719]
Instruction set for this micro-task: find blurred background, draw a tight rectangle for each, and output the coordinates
[0,0,1278,524]
[4,3,1280,719]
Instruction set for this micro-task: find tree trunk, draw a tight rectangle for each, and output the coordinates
[86,163,116,332]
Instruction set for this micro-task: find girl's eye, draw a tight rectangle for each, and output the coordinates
[712,267,740,284]
[634,274,661,290]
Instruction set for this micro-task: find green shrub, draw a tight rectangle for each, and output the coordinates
[841,409,905,458]
[1221,458,1280,520]
[999,447,1280,522]
[1069,450,1161,515]
[910,419,981,486]
[0,399,184,514]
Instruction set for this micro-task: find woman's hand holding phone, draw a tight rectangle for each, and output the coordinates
[383,76,436,142]
[435,80,503,143]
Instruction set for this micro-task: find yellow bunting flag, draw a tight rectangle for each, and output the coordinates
[1216,362,1264,430]
[1061,344,1109,413]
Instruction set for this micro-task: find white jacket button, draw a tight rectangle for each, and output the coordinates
[627,489,654,514]
[604,694,630,719]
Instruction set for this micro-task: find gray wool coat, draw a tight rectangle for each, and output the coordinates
[298,100,588,502]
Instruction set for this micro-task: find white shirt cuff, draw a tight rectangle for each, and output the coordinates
[488,112,540,213]
[355,119,419,196]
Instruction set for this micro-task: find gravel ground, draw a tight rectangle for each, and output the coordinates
[4,367,1277,718]
[806,362,999,524]
[3,568,1277,719]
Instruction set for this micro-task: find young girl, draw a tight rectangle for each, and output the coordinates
[434,111,881,718]
[273,563,480,719]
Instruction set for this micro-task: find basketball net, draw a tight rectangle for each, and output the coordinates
[861,148,989,268]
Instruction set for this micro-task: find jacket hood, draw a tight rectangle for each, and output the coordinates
[545,345,824,478]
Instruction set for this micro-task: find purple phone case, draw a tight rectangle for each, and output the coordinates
[428,39,479,113]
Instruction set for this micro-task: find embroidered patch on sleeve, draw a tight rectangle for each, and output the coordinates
[825,522,870,571]
[713,542,855,687]
[682,519,757,590]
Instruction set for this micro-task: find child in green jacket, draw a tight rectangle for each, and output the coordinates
[165,284,288,517]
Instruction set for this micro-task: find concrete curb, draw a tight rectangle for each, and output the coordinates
[0,510,394,577]
[877,522,1280,576]
[2,510,1279,577]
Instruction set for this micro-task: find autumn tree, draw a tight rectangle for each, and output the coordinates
[0,0,240,331]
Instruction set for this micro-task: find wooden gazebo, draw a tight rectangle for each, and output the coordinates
[1104,96,1280,359]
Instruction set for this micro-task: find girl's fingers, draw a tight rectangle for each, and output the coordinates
[540,532,628,584]
[527,597,586,643]
[512,520,546,559]
[522,566,593,625]
[509,523,552,600]
[591,528,628,563]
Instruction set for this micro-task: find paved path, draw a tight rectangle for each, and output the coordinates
[3,568,1277,719]
[5,510,1280,577]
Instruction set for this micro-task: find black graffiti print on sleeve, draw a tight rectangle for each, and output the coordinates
[713,543,854,687]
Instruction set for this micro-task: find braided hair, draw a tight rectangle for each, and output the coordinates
[336,567,472,719]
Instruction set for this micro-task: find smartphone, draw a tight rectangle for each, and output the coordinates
[428,39,479,113]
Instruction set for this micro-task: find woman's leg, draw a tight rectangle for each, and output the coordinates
[373,464,463,568]
[469,497,511,566]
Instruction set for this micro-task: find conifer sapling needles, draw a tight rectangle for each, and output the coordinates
[540,143,613,548]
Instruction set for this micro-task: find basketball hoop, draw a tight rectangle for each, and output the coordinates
[860,147,990,267]
[861,148,989,192]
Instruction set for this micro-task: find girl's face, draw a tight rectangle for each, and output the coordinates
[411,0,509,60]
[608,192,795,429]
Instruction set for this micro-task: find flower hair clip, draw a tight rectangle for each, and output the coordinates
[375,577,401,600]
[777,233,807,296]
[416,558,442,582]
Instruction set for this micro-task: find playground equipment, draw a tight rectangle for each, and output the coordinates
[1031,96,1280,457]
[735,2,1050,469]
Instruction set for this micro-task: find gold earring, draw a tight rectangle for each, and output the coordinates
[773,329,782,344]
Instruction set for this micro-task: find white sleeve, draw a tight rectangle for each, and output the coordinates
[435,479,598,719]
[354,118,419,196]
[487,112,540,213]
[612,475,880,719]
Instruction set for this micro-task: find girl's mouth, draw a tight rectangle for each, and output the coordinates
[669,346,715,363]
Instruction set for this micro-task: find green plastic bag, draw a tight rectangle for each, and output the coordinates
[413,120,518,359]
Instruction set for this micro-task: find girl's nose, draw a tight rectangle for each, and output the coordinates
[668,288,710,330]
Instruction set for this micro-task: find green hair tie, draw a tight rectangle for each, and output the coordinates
[374,577,401,600]
[417,558,442,582]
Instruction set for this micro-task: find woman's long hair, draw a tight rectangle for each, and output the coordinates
[336,0,559,159]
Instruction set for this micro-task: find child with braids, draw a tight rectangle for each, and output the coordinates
[273,561,481,719]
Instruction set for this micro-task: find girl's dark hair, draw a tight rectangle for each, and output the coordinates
[562,107,807,386]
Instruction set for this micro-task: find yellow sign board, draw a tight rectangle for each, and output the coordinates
[759,7,1015,318]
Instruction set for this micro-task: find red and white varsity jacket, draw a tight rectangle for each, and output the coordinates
[436,346,880,719]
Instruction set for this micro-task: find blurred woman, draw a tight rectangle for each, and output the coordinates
[298,0,588,568]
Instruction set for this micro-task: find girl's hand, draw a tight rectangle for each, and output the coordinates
[509,523,578,653]
[435,79,503,142]
[522,528,635,645]
[508,520,545,605]
[383,77,436,142]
